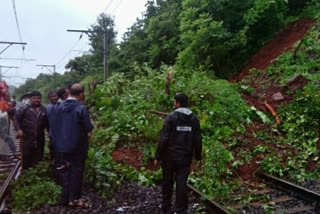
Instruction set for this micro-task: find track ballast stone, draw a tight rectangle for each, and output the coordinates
[24,181,200,214]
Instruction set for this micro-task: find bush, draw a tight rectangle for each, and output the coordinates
[11,161,61,211]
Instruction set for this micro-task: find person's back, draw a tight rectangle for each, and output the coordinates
[54,98,92,154]
[155,93,202,214]
[53,83,93,206]
[162,108,201,164]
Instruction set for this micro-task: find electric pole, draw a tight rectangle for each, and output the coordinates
[0,41,27,55]
[67,29,109,82]
[36,64,56,89]
[0,65,19,81]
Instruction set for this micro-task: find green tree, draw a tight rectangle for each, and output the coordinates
[178,0,290,77]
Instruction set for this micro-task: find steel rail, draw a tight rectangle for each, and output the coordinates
[0,161,20,204]
[259,172,320,204]
[187,184,231,214]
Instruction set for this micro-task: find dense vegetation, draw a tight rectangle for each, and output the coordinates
[11,0,320,212]
[14,0,319,97]
[11,161,61,211]
[262,22,320,180]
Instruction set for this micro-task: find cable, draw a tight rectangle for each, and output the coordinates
[55,33,83,67]
[102,0,115,14]
[11,0,26,75]
[111,0,123,15]
[55,1,117,74]
[11,0,25,56]
[57,41,90,70]
[11,0,23,45]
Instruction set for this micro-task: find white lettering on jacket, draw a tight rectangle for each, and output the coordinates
[176,126,192,131]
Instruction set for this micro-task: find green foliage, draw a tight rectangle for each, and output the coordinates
[89,66,254,200]
[145,0,182,67]
[273,22,319,150]
[261,153,286,177]
[259,21,320,181]
[189,138,235,199]
[178,0,318,77]
[85,145,162,197]
[11,0,320,204]
[178,0,282,77]
[11,161,61,211]
[289,0,320,17]
[14,0,318,95]
[12,181,61,211]
[85,147,119,196]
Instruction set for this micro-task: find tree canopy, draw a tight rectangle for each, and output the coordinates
[13,0,319,98]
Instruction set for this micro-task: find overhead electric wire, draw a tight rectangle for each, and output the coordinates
[59,0,113,71]
[55,33,83,69]
[11,0,26,76]
[73,42,90,55]
[111,0,123,15]
[102,0,115,14]
[33,0,116,79]
[11,0,23,47]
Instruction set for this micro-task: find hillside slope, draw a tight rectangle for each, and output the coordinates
[229,18,319,180]
[233,18,316,82]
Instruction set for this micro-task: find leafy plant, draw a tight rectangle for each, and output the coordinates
[261,153,286,177]
[11,161,61,211]
[12,181,61,211]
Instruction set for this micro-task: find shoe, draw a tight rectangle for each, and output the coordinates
[176,210,188,214]
[57,201,69,206]
[69,200,88,208]
[161,209,173,214]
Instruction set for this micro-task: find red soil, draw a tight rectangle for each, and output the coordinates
[111,19,316,181]
[232,18,316,82]
[230,18,316,180]
[111,147,143,169]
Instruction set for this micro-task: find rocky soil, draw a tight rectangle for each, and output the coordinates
[16,181,202,214]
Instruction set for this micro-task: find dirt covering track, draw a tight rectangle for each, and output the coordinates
[20,18,318,214]
[25,181,200,214]
[232,18,316,82]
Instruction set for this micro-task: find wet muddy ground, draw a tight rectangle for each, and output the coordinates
[16,181,201,214]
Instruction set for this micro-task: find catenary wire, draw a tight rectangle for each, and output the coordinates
[102,0,115,14]
[11,0,27,77]
[55,33,83,68]
[111,0,123,15]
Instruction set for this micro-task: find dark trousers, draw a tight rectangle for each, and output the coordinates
[161,161,190,214]
[55,152,86,204]
[48,138,55,161]
[22,138,44,170]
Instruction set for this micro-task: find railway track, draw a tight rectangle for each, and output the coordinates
[0,125,21,212]
[0,129,316,214]
[188,173,320,214]
[188,184,232,214]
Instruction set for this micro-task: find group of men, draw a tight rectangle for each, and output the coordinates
[14,83,93,207]
[7,82,201,213]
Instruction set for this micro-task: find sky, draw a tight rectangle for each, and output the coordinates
[0,0,148,87]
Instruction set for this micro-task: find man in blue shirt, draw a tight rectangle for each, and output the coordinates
[53,83,94,206]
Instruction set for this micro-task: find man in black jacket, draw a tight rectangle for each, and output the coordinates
[14,91,48,169]
[53,83,94,206]
[154,93,202,214]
